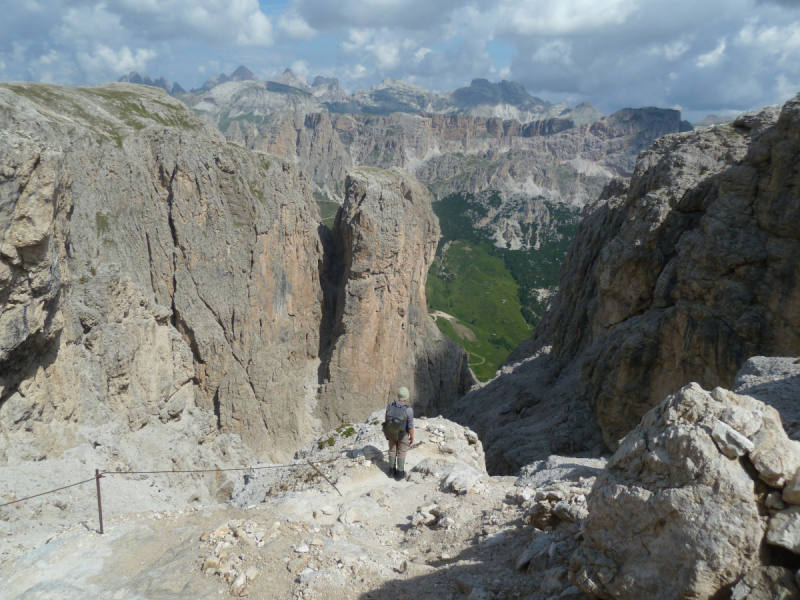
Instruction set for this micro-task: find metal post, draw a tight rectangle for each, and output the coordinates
[95,469,104,535]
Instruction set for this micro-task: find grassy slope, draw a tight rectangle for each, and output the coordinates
[316,200,341,228]
[427,241,531,380]
[426,192,580,381]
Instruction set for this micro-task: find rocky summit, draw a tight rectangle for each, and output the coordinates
[1,77,800,600]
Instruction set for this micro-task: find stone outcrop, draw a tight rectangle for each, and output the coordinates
[317,168,474,424]
[571,377,800,600]
[455,94,800,471]
[0,83,468,475]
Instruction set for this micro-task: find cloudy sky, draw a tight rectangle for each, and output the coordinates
[2,0,800,120]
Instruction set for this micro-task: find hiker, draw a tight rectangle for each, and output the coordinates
[383,387,415,481]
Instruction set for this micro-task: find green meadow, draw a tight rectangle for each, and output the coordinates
[316,199,341,228]
[427,241,532,381]
[427,192,580,381]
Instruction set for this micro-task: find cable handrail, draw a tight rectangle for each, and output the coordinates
[0,454,352,513]
[0,477,99,509]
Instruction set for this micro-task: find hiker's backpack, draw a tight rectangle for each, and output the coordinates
[382,402,407,441]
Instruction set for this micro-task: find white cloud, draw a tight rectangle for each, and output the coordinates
[76,45,157,76]
[236,8,273,46]
[342,28,373,53]
[532,40,572,65]
[90,0,276,46]
[22,0,43,12]
[696,38,726,68]
[414,47,431,63]
[341,28,408,70]
[348,64,368,78]
[776,74,800,101]
[736,21,800,62]
[491,0,638,36]
[371,41,401,70]
[278,11,316,40]
[38,50,58,65]
[649,39,691,61]
[291,59,311,79]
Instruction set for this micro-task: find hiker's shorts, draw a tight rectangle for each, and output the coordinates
[388,436,410,460]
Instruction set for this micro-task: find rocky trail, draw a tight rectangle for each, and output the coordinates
[0,413,601,600]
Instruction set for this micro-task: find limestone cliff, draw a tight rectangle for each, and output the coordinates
[455,96,800,472]
[228,107,686,210]
[0,82,325,466]
[317,168,474,424]
[0,83,468,473]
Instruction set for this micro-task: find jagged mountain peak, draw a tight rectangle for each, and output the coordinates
[269,68,311,91]
[117,71,175,94]
[230,65,258,81]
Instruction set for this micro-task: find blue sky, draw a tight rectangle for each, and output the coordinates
[3,0,800,121]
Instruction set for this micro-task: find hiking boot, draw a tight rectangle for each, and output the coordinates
[395,470,405,481]
[388,467,396,478]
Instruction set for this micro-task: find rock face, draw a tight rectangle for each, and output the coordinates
[0,83,468,474]
[456,95,800,470]
[0,82,324,464]
[228,106,685,209]
[572,378,800,600]
[317,168,474,423]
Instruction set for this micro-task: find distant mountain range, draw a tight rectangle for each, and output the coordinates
[117,71,186,94]
[115,65,605,125]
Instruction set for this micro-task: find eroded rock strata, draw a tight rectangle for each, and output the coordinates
[226,106,688,207]
[457,95,800,472]
[0,83,467,476]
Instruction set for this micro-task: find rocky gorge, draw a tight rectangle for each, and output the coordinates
[1,77,800,600]
[0,82,470,510]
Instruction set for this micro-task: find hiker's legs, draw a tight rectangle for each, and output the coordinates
[396,436,410,473]
[388,439,398,469]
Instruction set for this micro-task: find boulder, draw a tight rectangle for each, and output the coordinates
[572,383,766,600]
[540,567,569,597]
[712,419,755,458]
[516,533,552,572]
[731,566,800,600]
[442,467,482,494]
[766,506,800,553]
